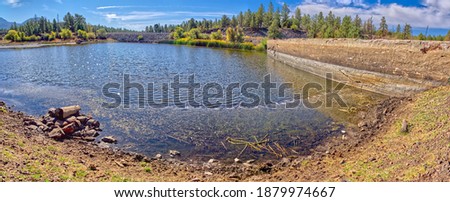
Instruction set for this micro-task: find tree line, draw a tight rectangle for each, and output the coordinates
[148,2,450,41]
[4,12,135,42]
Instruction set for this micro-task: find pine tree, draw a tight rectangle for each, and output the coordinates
[263,1,274,28]
[349,15,362,38]
[363,17,375,39]
[445,30,450,41]
[403,23,412,39]
[255,4,265,28]
[244,9,252,28]
[281,3,290,28]
[377,16,388,38]
[339,15,352,38]
[395,24,402,39]
[301,14,311,35]
[220,15,230,28]
[268,10,281,39]
[294,8,301,24]
[238,12,244,27]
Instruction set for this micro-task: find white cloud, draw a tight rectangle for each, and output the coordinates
[297,0,450,29]
[172,11,235,17]
[97,6,136,10]
[104,11,167,22]
[4,0,22,7]
[54,0,62,4]
[99,10,236,29]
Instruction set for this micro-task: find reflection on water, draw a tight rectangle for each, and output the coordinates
[0,43,385,160]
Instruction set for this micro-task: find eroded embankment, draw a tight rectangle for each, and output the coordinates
[268,39,449,96]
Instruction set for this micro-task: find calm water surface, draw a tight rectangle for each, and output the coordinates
[0,43,385,159]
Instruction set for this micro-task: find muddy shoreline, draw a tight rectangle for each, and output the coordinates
[0,94,411,181]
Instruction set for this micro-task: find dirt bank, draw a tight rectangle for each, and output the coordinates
[1,86,449,182]
[248,86,450,182]
[268,39,450,84]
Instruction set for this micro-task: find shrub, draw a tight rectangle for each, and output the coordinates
[188,28,201,39]
[226,26,244,43]
[226,27,235,42]
[210,30,223,40]
[172,38,256,51]
[87,32,96,40]
[60,29,73,40]
[4,30,21,42]
[77,30,88,40]
[137,35,144,41]
[29,35,40,41]
[171,27,184,39]
[48,31,56,41]
[255,38,267,51]
[41,33,49,41]
[96,28,107,39]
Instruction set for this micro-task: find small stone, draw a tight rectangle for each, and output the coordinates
[234,158,242,163]
[82,136,96,142]
[243,163,253,168]
[48,108,57,117]
[204,172,213,176]
[229,174,241,180]
[87,119,100,129]
[114,160,125,168]
[26,125,38,131]
[48,127,65,139]
[88,164,97,171]
[152,154,162,160]
[191,178,200,182]
[245,159,256,164]
[208,159,219,164]
[101,136,117,144]
[358,121,367,128]
[341,130,347,134]
[401,119,409,133]
[169,150,181,157]
[84,129,99,137]
[76,116,88,124]
[279,158,291,167]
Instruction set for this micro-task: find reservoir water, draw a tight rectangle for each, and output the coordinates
[0,43,385,159]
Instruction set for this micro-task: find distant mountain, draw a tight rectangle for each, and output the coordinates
[0,17,14,30]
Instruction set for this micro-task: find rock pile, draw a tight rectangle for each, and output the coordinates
[23,105,112,143]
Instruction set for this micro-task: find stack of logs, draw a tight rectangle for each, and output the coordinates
[23,105,115,143]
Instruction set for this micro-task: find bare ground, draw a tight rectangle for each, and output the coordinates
[268,39,450,83]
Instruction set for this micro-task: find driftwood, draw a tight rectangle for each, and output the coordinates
[421,44,442,54]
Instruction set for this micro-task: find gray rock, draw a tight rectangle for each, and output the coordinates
[169,150,181,157]
[26,125,38,131]
[47,108,57,117]
[101,136,117,144]
[152,154,162,160]
[401,119,409,133]
[245,159,256,164]
[48,127,65,139]
[208,159,219,164]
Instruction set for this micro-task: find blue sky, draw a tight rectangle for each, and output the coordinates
[1,0,449,35]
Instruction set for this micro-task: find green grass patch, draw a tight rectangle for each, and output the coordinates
[166,38,263,51]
